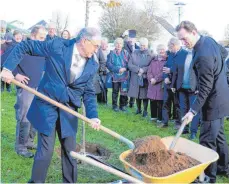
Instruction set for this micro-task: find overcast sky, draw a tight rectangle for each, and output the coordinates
[1,0,229,41]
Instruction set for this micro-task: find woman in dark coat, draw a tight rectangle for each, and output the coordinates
[107,38,129,112]
[147,44,167,123]
[128,38,153,117]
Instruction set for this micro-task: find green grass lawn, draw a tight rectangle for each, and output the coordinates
[1,88,229,183]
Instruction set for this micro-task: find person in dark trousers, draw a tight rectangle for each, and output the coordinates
[1,30,23,92]
[225,57,229,120]
[147,44,167,123]
[171,48,201,139]
[123,30,140,108]
[107,38,129,112]
[158,37,181,128]
[128,37,153,117]
[177,21,229,183]
[2,26,47,158]
[93,38,109,104]
[96,38,110,104]
[1,27,102,183]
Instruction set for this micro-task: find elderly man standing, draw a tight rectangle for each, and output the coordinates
[158,38,182,129]
[2,26,47,158]
[1,27,101,183]
[46,22,58,41]
[123,30,140,108]
[128,38,153,117]
[177,21,229,183]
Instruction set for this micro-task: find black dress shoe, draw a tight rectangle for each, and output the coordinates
[182,129,189,134]
[189,133,196,140]
[142,111,148,117]
[28,179,35,183]
[135,109,142,114]
[157,123,168,128]
[112,106,119,112]
[120,106,127,112]
[217,171,229,178]
[17,150,34,158]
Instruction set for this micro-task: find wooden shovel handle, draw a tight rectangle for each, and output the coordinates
[11,79,135,149]
[169,119,187,150]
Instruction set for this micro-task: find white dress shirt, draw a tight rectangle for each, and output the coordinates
[70,45,87,83]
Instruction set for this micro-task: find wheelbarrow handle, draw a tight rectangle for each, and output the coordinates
[11,79,135,149]
[169,119,187,150]
[70,151,144,183]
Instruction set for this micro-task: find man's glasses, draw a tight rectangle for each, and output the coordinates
[87,39,99,49]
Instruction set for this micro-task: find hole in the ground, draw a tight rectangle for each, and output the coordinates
[55,142,111,163]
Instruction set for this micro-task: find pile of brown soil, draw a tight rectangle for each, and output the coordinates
[126,136,200,177]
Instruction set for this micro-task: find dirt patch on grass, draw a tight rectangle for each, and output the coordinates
[56,142,111,161]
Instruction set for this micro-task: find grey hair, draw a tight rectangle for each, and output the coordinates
[139,37,149,47]
[157,44,166,51]
[13,30,22,36]
[101,37,108,43]
[168,37,181,46]
[46,22,56,29]
[75,27,101,43]
[114,37,124,45]
[31,25,46,35]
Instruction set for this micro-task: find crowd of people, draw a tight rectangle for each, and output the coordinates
[1,19,229,183]
[94,29,229,142]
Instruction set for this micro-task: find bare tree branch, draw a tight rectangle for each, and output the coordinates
[99,1,161,41]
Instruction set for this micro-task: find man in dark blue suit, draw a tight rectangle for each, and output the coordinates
[158,37,181,128]
[2,26,47,158]
[171,48,201,139]
[123,29,140,108]
[177,21,229,183]
[1,27,102,183]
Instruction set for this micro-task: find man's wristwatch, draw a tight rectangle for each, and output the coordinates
[189,108,197,116]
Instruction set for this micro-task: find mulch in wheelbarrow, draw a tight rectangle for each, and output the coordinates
[125,136,201,177]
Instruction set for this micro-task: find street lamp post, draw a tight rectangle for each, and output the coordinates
[174,2,186,24]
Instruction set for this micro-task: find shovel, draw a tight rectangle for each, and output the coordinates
[169,119,188,150]
[10,79,135,149]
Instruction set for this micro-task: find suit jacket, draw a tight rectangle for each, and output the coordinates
[3,38,99,138]
[191,36,229,121]
[1,41,46,88]
[225,58,229,85]
[45,34,58,41]
[171,49,198,92]
[164,49,187,88]
[124,41,140,54]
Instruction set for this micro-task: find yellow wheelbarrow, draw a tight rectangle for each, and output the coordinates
[120,136,219,183]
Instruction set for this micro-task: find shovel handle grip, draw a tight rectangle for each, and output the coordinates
[11,79,135,149]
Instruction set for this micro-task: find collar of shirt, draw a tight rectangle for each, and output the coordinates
[72,45,86,66]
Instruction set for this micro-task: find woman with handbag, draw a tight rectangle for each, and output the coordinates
[128,38,153,117]
[147,44,167,123]
[106,38,129,112]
